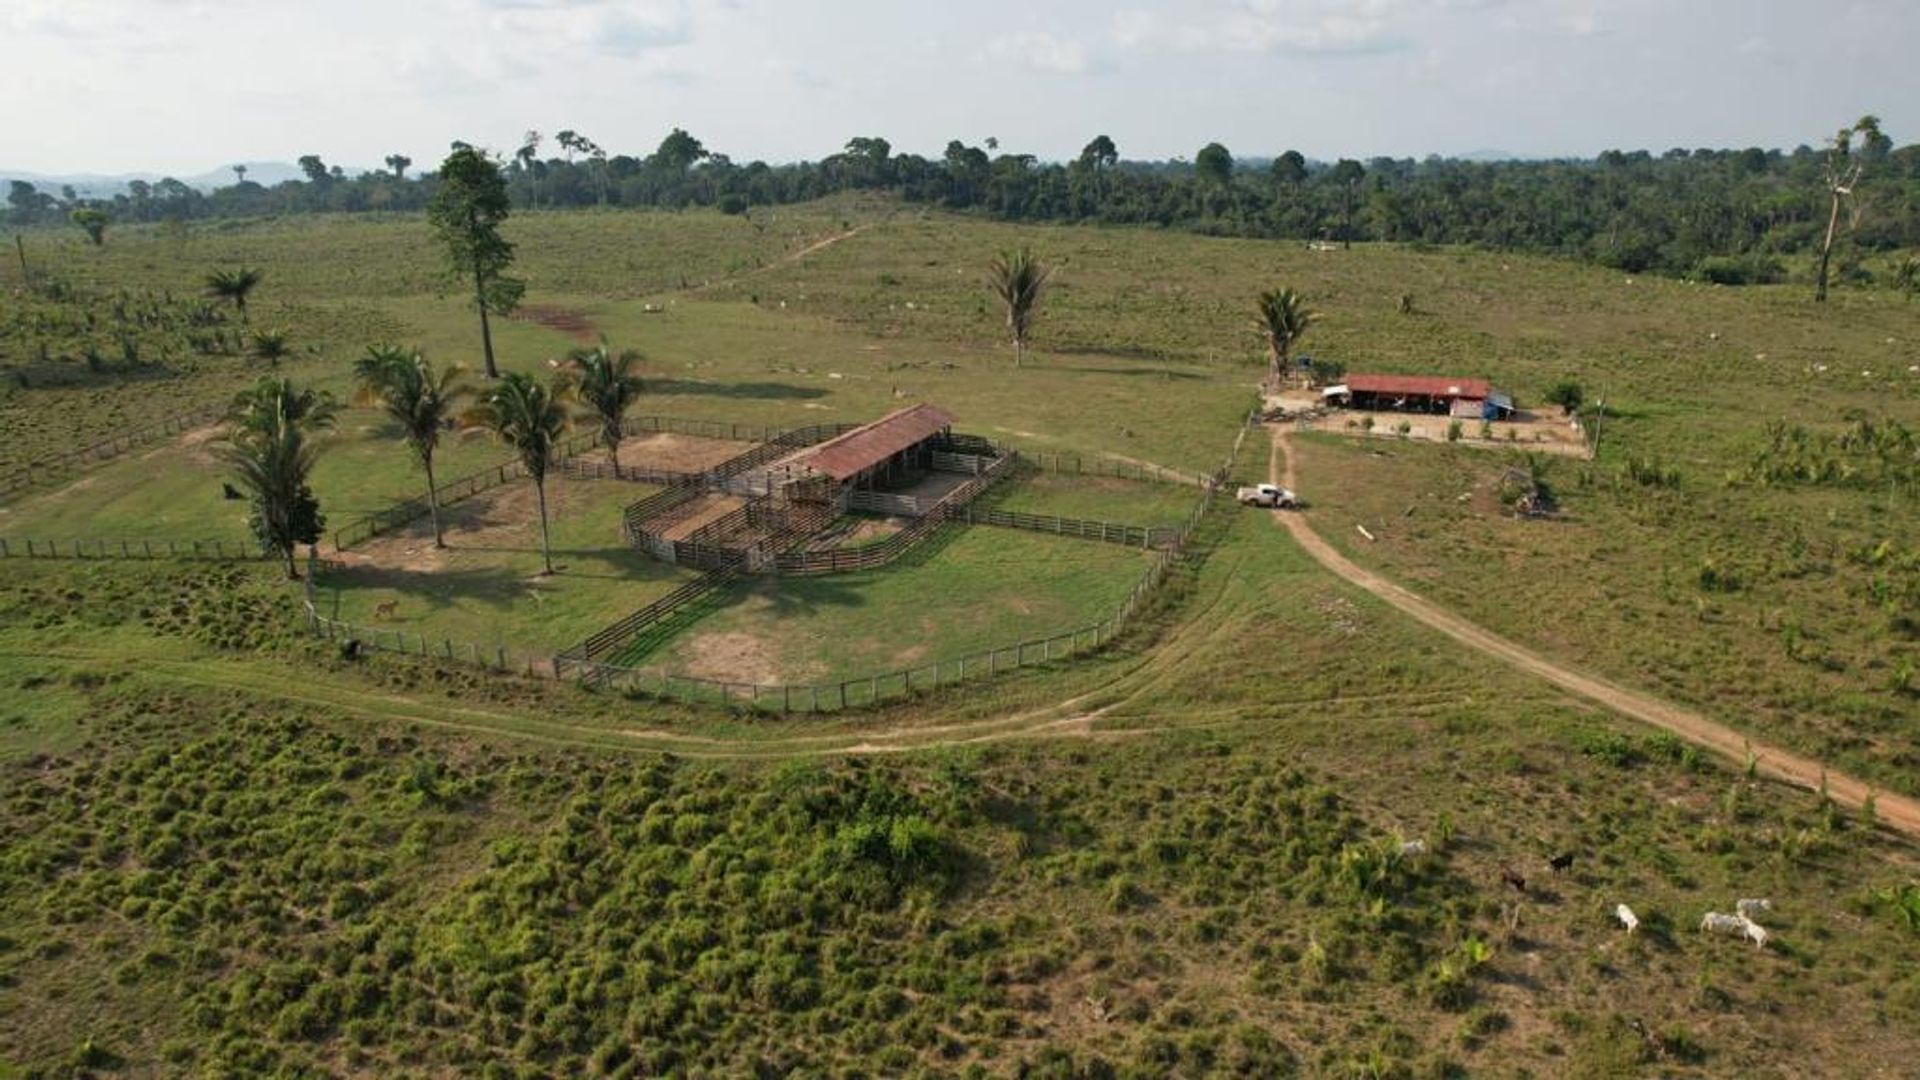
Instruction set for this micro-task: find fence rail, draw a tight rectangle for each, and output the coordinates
[0,406,226,502]
[554,570,737,669]
[330,429,603,550]
[561,459,704,486]
[0,535,266,561]
[1009,449,1208,487]
[304,602,537,676]
[958,506,1169,549]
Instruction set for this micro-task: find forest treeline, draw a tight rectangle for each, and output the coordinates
[10,126,1920,283]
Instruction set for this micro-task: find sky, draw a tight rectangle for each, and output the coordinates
[3,0,1916,176]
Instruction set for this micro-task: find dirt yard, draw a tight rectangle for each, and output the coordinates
[335,474,595,569]
[658,493,745,541]
[1268,389,1590,456]
[512,304,599,343]
[587,432,757,474]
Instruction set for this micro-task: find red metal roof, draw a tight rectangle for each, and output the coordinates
[1345,373,1491,400]
[799,403,956,481]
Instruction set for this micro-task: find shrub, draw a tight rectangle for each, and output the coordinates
[1544,380,1584,415]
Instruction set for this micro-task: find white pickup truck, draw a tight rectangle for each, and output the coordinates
[1236,483,1298,508]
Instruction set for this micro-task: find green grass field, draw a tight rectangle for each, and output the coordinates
[2,195,1919,1075]
[633,526,1151,682]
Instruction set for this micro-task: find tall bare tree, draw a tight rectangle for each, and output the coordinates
[1815,116,1884,303]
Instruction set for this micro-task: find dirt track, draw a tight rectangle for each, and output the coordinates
[1269,427,1920,840]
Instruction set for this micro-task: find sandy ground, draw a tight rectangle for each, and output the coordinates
[335,474,582,570]
[1268,426,1920,840]
[657,493,745,542]
[590,432,755,474]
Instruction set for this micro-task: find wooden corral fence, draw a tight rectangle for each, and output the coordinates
[0,535,267,561]
[329,429,603,551]
[304,601,539,676]
[956,507,1173,549]
[0,406,225,502]
[552,570,739,675]
[770,452,1018,575]
[560,460,704,486]
[1009,449,1209,487]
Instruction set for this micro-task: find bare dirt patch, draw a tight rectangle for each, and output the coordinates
[513,304,599,343]
[168,424,226,467]
[659,493,744,542]
[587,432,755,473]
[1270,389,1589,456]
[677,630,822,685]
[335,475,586,570]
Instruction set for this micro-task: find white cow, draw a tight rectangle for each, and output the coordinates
[1615,904,1640,934]
[1701,912,1746,937]
[1398,839,1427,858]
[1739,916,1770,950]
[1736,898,1772,921]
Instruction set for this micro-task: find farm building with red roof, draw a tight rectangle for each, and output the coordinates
[1324,373,1514,419]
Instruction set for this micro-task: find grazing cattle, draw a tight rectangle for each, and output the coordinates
[1549,852,1575,873]
[1739,916,1770,950]
[373,600,399,620]
[340,638,363,661]
[1500,867,1527,895]
[1615,904,1639,934]
[1700,912,1747,937]
[221,482,245,501]
[1399,839,1427,858]
[1736,898,1772,920]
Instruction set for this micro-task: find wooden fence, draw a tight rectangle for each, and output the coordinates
[553,570,738,670]
[560,459,703,486]
[1009,449,1208,487]
[304,602,538,676]
[956,506,1171,549]
[0,535,267,561]
[0,406,225,502]
[770,452,1018,575]
[329,429,604,551]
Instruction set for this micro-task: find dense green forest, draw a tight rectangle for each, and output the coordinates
[10,123,1920,283]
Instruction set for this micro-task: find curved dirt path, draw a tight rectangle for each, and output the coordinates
[1269,427,1920,840]
[683,218,883,294]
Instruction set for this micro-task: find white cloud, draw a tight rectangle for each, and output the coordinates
[1111,1,1410,56]
[986,30,1092,74]
[486,0,692,55]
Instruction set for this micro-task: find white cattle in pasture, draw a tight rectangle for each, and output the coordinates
[1615,904,1639,934]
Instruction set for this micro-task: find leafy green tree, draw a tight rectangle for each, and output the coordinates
[70,207,109,246]
[1271,150,1308,186]
[466,372,570,574]
[1544,380,1585,415]
[247,329,292,366]
[1252,288,1317,386]
[297,155,330,184]
[1196,143,1234,186]
[384,154,412,180]
[355,346,470,547]
[428,146,524,379]
[1329,159,1366,249]
[651,128,709,173]
[204,266,263,324]
[1077,135,1118,172]
[986,248,1052,367]
[222,378,336,578]
[564,341,644,479]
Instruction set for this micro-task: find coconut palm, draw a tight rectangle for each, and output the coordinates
[986,247,1052,367]
[222,377,336,578]
[204,266,263,324]
[355,346,470,547]
[247,329,292,366]
[466,372,570,575]
[1252,288,1318,387]
[564,341,644,478]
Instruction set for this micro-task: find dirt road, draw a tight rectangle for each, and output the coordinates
[1268,427,1920,840]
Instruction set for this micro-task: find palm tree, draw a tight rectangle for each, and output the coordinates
[466,372,570,575]
[247,329,292,366]
[564,341,644,478]
[204,267,263,324]
[1252,288,1318,388]
[355,346,469,547]
[986,248,1052,367]
[222,378,336,578]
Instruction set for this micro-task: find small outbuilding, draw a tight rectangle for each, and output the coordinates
[1324,374,1514,419]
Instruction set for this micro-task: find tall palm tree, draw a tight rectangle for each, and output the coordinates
[466,372,570,575]
[247,329,292,366]
[1252,288,1318,388]
[222,377,336,579]
[204,266,264,324]
[564,340,644,478]
[355,346,470,548]
[986,248,1052,367]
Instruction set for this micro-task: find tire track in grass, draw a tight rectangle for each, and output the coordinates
[1268,427,1920,840]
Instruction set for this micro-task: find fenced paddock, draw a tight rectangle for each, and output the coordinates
[0,406,224,502]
